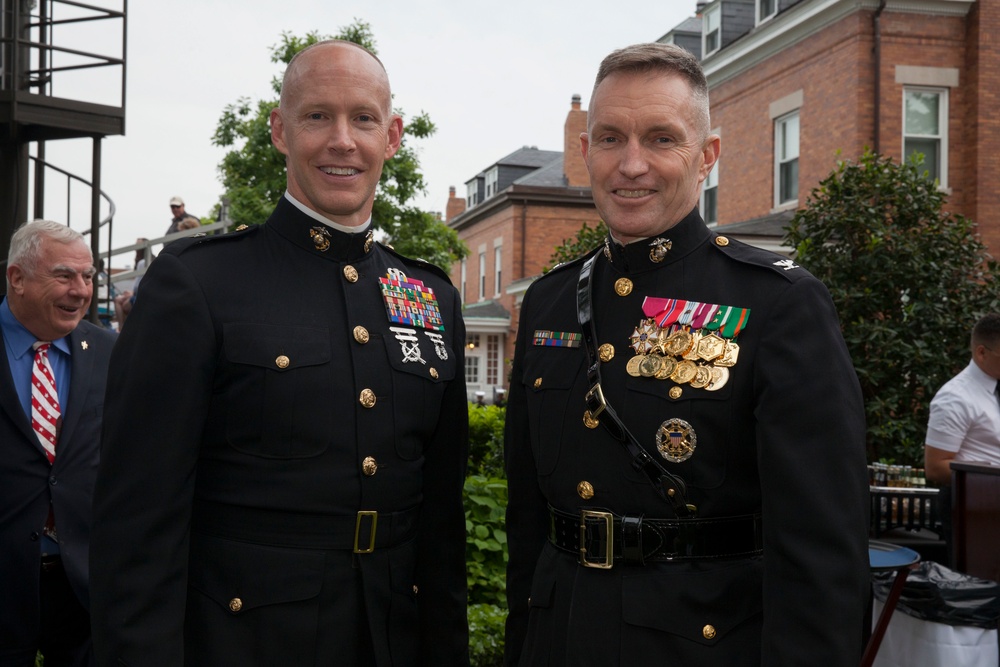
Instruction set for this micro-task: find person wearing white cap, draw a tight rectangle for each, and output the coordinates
[166,196,198,236]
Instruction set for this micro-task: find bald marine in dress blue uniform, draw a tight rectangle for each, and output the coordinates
[504,43,869,666]
[90,41,469,666]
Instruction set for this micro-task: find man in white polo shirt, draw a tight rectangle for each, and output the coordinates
[925,312,1000,485]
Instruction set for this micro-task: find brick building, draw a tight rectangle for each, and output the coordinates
[660,0,998,252]
[445,96,599,402]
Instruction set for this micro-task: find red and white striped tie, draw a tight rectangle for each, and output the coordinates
[31,341,60,463]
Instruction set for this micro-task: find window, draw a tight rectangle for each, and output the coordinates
[904,88,948,187]
[478,252,486,300]
[703,5,721,56]
[774,111,799,206]
[460,258,467,303]
[485,168,499,199]
[701,159,719,226]
[757,0,777,24]
[494,245,502,295]
[466,181,478,208]
[487,335,499,386]
[465,355,480,384]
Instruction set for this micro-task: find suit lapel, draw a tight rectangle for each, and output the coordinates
[0,342,40,446]
[59,325,95,449]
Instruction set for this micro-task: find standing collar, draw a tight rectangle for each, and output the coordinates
[283,191,372,234]
[603,208,711,274]
[267,196,376,263]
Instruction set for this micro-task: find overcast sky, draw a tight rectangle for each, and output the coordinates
[35,0,697,261]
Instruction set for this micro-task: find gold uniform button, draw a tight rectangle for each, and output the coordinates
[275,355,290,369]
[703,624,717,640]
[669,386,683,399]
[343,265,359,282]
[359,388,377,408]
[353,326,370,344]
[614,277,633,297]
[413,585,419,595]
[598,343,615,363]
[229,598,243,613]
[577,481,595,500]
[715,236,730,247]
[533,377,543,389]
[362,456,378,476]
[429,367,439,379]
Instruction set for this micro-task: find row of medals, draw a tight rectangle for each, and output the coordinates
[627,319,738,391]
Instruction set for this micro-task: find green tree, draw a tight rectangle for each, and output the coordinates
[212,23,467,270]
[785,150,1000,465]
[544,220,607,273]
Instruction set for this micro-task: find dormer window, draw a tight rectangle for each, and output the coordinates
[466,181,479,208]
[485,167,499,199]
[703,5,721,56]
[757,0,777,25]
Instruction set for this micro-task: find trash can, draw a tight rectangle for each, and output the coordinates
[872,561,1000,667]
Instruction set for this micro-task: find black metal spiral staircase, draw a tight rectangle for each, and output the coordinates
[1,0,126,322]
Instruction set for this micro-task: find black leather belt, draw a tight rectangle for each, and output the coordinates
[192,500,419,553]
[40,554,62,573]
[548,506,762,567]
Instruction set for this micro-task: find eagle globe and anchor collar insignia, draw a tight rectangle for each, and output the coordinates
[656,418,697,463]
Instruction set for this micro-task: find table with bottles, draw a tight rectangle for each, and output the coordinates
[869,462,943,538]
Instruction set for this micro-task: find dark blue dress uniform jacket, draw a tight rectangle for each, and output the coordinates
[504,208,869,666]
[90,197,470,666]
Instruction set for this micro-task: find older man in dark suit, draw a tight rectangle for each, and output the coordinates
[0,220,116,666]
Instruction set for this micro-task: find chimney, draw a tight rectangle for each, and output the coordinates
[445,185,466,222]
[564,94,590,188]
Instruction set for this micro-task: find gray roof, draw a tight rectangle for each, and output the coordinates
[462,299,511,320]
[513,156,567,188]
[718,209,796,237]
[494,146,562,169]
[672,16,702,34]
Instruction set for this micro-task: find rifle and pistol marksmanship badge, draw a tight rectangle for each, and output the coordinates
[627,297,749,393]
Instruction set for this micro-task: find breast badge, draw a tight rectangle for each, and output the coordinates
[390,327,426,365]
[656,418,697,463]
[624,296,749,394]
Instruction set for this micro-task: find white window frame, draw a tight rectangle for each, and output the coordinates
[703,4,721,57]
[756,0,778,25]
[774,110,799,208]
[478,251,486,301]
[485,167,499,199]
[460,258,467,303]
[903,86,948,189]
[701,157,719,226]
[494,244,502,295]
[466,181,478,207]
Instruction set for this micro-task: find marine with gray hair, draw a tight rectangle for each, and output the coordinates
[504,42,869,666]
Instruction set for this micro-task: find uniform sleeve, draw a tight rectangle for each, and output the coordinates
[90,252,217,666]
[503,288,551,667]
[416,285,471,667]
[755,276,870,666]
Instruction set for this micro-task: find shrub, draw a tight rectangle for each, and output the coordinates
[467,404,505,478]
[785,150,1000,464]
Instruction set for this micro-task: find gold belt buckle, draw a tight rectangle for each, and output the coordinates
[579,510,613,569]
[353,511,378,554]
[584,383,607,419]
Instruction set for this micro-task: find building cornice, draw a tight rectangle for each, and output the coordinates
[449,185,594,232]
[703,0,975,88]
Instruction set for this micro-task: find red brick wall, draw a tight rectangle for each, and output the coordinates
[452,200,602,373]
[709,7,997,257]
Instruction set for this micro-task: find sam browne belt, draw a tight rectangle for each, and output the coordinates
[548,505,762,568]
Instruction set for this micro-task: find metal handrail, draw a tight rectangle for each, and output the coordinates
[27,154,116,232]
